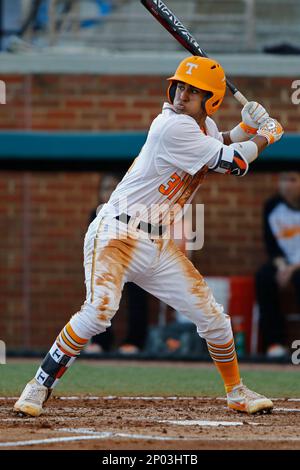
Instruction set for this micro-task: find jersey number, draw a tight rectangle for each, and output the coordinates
[159,172,186,200]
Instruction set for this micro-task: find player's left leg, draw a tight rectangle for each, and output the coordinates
[14,216,139,417]
[135,238,273,414]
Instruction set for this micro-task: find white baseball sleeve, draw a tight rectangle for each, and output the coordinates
[159,116,223,176]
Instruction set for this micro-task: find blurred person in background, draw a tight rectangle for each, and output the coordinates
[256,172,300,358]
[85,173,149,355]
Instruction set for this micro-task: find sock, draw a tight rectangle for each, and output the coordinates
[207,338,241,394]
[57,322,88,356]
[35,322,88,389]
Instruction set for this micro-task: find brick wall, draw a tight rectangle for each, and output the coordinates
[1,75,299,131]
[0,74,298,350]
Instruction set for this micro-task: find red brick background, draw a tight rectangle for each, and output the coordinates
[0,74,299,350]
[0,75,298,131]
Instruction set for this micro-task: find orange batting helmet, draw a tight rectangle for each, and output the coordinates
[167,56,226,115]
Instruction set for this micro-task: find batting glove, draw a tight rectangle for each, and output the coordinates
[230,101,269,143]
[242,101,269,128]
[257,117,284,145]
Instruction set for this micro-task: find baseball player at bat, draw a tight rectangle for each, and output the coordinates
[14,56,283,417]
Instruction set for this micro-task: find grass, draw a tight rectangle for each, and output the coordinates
[0,361,299,397]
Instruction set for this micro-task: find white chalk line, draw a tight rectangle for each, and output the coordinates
[1,409,300,448]
[2,431,300,448]
[0,397,18,400]
[60,427,300,442]
[0,434,112,447]
[159,420,244,427]
[59,427,197,439]
[0,419,267,448]
[275,408,300,412]
[60,426,300,444]
[0,431,202,448]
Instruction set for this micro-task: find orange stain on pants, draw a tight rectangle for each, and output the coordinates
[164,239,231,344]
[93,237,137,321]
[166,239,217,314]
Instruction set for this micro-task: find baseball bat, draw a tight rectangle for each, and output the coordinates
[141,0,248,107]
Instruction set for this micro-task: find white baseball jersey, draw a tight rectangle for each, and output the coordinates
[103,103,224,225]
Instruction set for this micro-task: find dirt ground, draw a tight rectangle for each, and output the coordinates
[1,395,300,450]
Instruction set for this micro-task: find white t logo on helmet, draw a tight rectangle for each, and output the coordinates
[185,62,198,75]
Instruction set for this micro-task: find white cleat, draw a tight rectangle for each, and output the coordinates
[227,383,273,414]
[13,379,51,417]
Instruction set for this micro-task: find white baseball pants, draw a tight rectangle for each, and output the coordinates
[69,212,233,345]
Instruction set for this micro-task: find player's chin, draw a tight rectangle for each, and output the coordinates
[174,105,186,114]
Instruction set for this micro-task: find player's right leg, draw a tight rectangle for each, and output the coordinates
[14,216,137,417]
[135,238,273,414]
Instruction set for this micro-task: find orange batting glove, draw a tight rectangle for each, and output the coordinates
[257,117,284,145]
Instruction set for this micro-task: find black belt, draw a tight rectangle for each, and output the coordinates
[115,213,165,237]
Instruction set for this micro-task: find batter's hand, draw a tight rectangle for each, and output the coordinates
[257,117,284,145]
[240,101,269,136]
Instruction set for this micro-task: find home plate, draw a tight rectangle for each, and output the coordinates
[160,420,244,427]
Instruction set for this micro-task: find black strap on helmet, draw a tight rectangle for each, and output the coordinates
[168,82,177,103]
